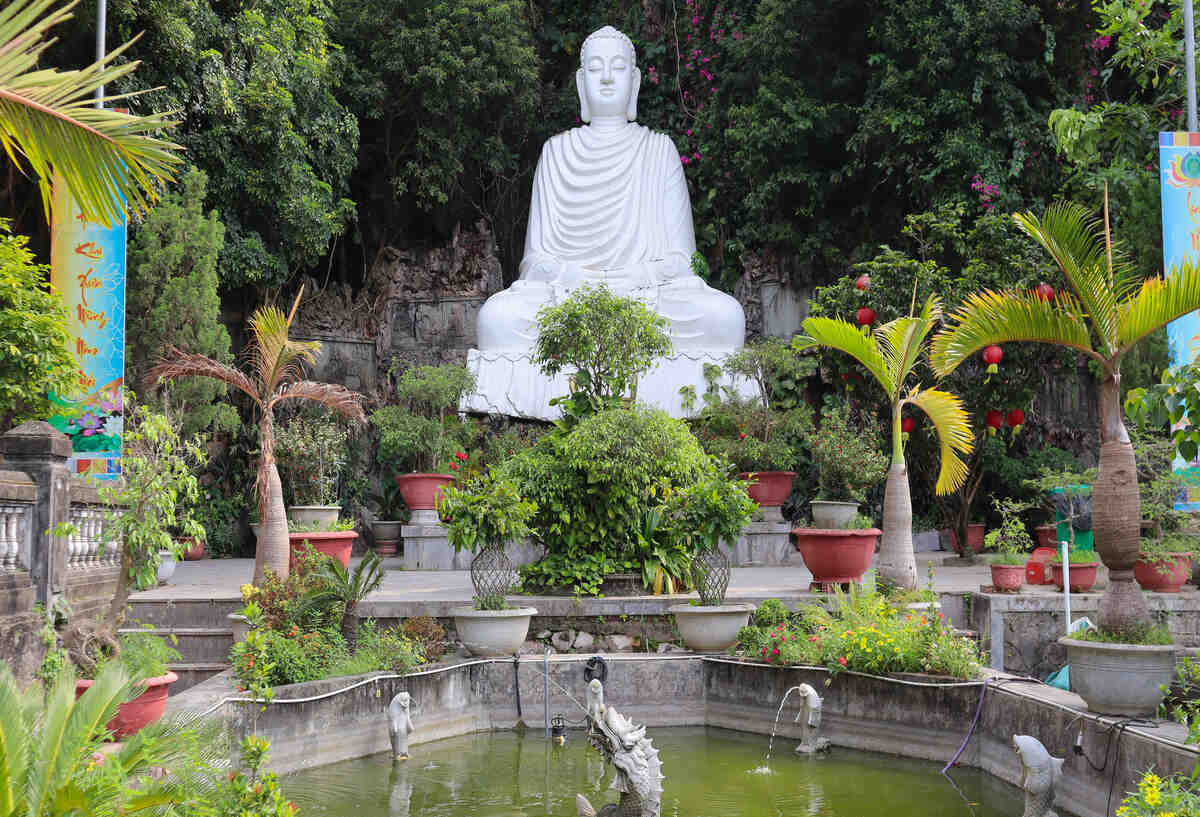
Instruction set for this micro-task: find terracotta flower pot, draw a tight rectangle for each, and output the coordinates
[737,471,795,507]
[1134,553,1192,593]
[75,672,177,738]
[990,563,1024,592]
[288,530,358,569]
[793,528,880,590]
[395,473,455,510]
[1051,562,1099,592]
[177,536,204,561]
[1034,525,1057,548]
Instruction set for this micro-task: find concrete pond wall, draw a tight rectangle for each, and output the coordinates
[173,655,1200,817]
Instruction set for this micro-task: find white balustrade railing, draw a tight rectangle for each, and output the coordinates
[0,504,30,571]
[68,506,113,569]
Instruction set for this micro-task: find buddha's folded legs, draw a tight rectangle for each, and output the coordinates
[476,280,554,352]
[658,277,745,352]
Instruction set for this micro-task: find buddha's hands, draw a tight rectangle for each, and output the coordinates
[650,252,695,284]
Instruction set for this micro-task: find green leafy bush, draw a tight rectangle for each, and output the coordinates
[503,406,712,594]
[753,598,790,628]
[809,405,888,502]
[371,364,477,473]
[323,620,423,677]
[275,412,350,506]
[1115,770,1200,817]
[213,736,298,817]
[983,498,1034,566]
[736,590,981,679]
[0,220,75,428]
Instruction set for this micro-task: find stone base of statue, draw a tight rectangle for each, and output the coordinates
[401,510,542,570]
[720,506,801,567]
[460,348,756,420]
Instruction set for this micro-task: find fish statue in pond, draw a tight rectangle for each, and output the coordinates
[389,691,413,761]
[576,679,663,817]
[1013,735,1063,817]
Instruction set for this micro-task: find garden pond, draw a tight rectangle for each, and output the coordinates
[284,726,1023,816]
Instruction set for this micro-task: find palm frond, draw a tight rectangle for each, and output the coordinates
[268,380,366,424]
[1117,255,1200,353]
[147,348,262,407]
[0,0,181,227]
[930,288,1102,376]
[795,316,895,395]
[876,295,941,392]
[247,295,320,394]
[0,664,31,817]
[904,387,973,495]
[1012,203,1129,352]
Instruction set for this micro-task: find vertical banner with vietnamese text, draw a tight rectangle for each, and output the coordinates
[1161,132,1200,508]
[48,180,126,478]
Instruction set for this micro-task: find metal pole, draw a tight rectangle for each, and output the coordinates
[1187,0,1198,131]
[94,0,106,108]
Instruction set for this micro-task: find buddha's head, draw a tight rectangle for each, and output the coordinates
[577,26,640,124]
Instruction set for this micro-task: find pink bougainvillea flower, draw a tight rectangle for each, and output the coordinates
[838,657,848,666]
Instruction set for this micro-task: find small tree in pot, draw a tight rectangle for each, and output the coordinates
[664,471,757,652]
[439,475,538,656]
[983,498,1033,592]
[807,405,889,528]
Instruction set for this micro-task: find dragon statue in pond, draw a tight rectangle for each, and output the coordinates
[576,679,664,817]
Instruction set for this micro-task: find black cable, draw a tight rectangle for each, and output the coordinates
[513,655,522,719]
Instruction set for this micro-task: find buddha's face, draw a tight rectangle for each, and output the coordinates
[578,35,639,122]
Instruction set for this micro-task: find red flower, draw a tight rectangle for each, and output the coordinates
[838,656,848,666]
[738,432,746,440]
[456,451,468,461]
[450,463,459,471]
[808,635,819,643]
[772,648,780,656]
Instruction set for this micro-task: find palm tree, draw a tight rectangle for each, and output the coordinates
[298,550,386,648]
[148,291,365,582]
[794,296,973,589]
[0,0,181,226]
[0,661,220,815]
[930,197,1200,633]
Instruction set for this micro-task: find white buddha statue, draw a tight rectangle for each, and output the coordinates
[464,25,749,419]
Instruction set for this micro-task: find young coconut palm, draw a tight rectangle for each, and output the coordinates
[930,197,1200,634]
[794,295,972,589]
[148,291,365,583]
[0,0,181,226]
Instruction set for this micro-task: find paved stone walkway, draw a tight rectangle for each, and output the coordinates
[135,550,1071,604]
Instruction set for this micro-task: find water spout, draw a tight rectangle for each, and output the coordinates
[762,685,830,768]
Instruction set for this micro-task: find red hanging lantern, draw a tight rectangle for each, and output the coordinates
[982,344,1003,378]
[855,273,871,292]
[1006,408,1025,436]
[900,416,916,433]
[856,307,876,326]
[1035,282,1055,301]
[986,409,1004,435]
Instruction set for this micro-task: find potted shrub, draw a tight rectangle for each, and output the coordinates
[367,478,407,556]
[663,472,757,651]
[74,630,181,738]
[274,411,349,528]
[806,405,888,528]
[984,498,1032,591]
[793,513,882,590]
[370,364,477,510]
[1060,624,1177,716]
[1134,534,1194,593]
[287,518,358,568]
[1049,546,1100,592]
[686,339,814,507]
[439,475,538,656]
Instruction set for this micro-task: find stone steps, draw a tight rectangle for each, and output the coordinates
[168,662,231,694]
[119,623,234,695]
[126,598,241,629]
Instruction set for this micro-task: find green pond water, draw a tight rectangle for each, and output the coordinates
[284,727,1023,817]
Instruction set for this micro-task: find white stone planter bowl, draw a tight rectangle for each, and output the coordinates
[669,603,755,652]
[1060,636,1177,717]
[452,607,537,657]
[156,551,176,584]
[810,500,859,529]
[288,505,341,528]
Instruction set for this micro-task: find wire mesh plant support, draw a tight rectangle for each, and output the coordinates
[471,543,517,610]
[692,547,730,606]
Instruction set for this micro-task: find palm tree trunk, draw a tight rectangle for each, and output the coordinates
[255,462,290,584]
[1093,373,1149,633]
[878,462,918,590]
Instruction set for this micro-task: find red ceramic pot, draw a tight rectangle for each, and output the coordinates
[793,528,880,590]
[990,564,1024,592]
[176,536,205,561]
[738,471,796,507]
[289,530,358,569]
[76,672,177,738]
[966,524,985,552]
[1051,562,1098,592]
[375,540,398,557]
[1134,553,1192,593]
[1034,525,1057,549]
[395,473,455,510]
